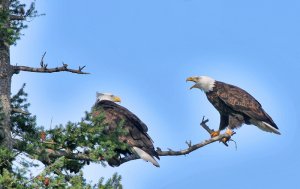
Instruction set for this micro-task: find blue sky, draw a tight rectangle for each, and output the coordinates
[10,0,300,188]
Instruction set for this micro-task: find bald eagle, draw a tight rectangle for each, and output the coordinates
[186,76,280,138]
[93,93,160,167]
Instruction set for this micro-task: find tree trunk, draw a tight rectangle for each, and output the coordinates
[0,43,13,150]
[0,0,13,149]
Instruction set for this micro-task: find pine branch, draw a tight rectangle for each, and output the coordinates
[45,149,92,162]
[12,138,94,162]
[11,108,30,115]
[13,52,89,74]
[9,15,25,21]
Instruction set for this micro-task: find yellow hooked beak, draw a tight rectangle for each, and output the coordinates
[113,96,121,102]
[186,77,198,89]
[186,77,197,82]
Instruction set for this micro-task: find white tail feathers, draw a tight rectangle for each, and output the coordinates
[132,147,160,167]
[250,119,281,135]
[261,121,281,135]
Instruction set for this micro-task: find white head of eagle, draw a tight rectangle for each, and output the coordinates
[186,76,216,92]
[96,92,121,103]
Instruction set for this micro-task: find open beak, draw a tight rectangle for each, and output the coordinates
[186,77,197,90]
[113,96,121,102]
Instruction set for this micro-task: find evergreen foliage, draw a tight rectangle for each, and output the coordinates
[0,0,43,45]
[0,84,124,188]
[0,1,124,187]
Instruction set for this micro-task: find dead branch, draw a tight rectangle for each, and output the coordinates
[200,116,229,147]
[119,132,231,165]
[157,133,230,156]
[119,118,234,165]
[13,52,89,74]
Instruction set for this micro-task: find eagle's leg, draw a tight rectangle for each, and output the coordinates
[221,128,235,143]
[210,130,220,138]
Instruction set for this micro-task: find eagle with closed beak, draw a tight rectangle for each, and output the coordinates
[92,92,160,167]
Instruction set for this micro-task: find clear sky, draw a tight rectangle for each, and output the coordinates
[10,0,300,188]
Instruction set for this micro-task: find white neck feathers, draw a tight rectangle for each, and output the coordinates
[199,76,215,92]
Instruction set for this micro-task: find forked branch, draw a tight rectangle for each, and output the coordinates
[157,133,230,156]
[13,52,89,74]
[119,117,234,164]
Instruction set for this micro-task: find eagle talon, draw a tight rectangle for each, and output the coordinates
[225,128,235,136]
[221,136,231,143]
[210,130,220,138]
[220,129,235,143]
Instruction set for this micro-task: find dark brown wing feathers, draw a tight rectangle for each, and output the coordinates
[215,81,278,129]
[99,100,149,132]
[94,100,159,159]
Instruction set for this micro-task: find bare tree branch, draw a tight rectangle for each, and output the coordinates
[200,116,229,146]
[12,52,89,74]
[119,118,235,165]
[200,116,213,134]
[157,133,229,156]
[13,65,89,74]
[119,132,231,165]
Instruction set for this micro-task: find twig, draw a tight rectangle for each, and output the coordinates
[229,139,238,150]
[185,140,192,147]
[40,52,47,68]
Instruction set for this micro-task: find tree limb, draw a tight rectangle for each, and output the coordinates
[46,149,92,162]
[11,108,30,115]
[9,15,26,21]
[13,65,89,74]
[12,52,89,74]
[119,117,235,165]
[119,132,231,165]
[200,116,229,146]
[12,117,235,167]
[12,139,94,162]
[157,133,230,156]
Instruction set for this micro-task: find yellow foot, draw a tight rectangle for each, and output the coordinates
[221,128,235,143]
[210,130,220,138]
[225,128,234,136]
